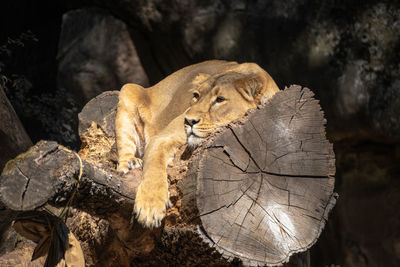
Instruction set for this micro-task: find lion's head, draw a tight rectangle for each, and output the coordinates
[185,66,279,147]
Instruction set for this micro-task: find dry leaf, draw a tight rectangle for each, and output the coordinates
[12,211,85,267]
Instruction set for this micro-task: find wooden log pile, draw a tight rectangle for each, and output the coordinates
[0,85,337,266]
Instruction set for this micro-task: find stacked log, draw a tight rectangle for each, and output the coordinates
[0,85,337,266]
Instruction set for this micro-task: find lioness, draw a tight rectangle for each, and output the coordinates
[116,60,279,228]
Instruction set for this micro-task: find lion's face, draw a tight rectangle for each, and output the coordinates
[185,72,267,147]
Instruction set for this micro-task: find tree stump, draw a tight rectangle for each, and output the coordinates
[0,85,337,266]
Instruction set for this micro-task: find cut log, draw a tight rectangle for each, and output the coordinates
[78,90,119,137]
[0,85,337,266]
[0,140,137,214]
[0,85,33,258]
[181,85,337,265]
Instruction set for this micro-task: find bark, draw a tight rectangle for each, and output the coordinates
[0,85,337,266]
[0,85,34,262]
[0,85,32,171]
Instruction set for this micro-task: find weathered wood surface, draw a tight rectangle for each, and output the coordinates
[0,85,34,260]
[78,90,119,138]
[0,85,337,266]
[182,85,337,265]
[0,141,137,216]
[0,85,32,170]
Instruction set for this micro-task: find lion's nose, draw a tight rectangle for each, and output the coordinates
[184,117,200,127]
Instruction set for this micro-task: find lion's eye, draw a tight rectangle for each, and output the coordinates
[215,96,226,103]
[192,92,200,102]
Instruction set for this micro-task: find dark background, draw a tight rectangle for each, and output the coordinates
[1,0,399,266]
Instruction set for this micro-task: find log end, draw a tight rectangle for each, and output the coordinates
[188,85,337,265]
[0,141,62,211]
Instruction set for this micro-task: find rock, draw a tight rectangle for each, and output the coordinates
[57,8,148,107]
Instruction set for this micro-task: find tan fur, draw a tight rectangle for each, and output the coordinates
[115,60,279,228]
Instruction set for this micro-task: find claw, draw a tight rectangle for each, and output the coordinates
[128,160,134,170]
[133,178,169,228]
[135,208,141,219]
[166,192,172,208]
[127,158,143,170]
[166,200,172,209]
[117,162,130,174]
[137,159,143,168]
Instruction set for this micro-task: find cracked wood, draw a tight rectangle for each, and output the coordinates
[0,141,137,217]
[184,85,337,266]
[0,85,336,266]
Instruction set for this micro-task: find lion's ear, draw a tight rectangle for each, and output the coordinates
[234,74,266,103]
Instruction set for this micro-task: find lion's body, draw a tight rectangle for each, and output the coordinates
[116,60,279,227]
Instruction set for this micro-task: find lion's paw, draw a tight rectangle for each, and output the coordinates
[134,182,171,228]
[117,158,143,174]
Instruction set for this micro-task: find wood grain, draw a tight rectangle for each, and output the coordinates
[189,85,337,265]
[0,86,337,266]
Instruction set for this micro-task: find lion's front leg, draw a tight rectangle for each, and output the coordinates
[116,84,146,173]
[134,163,171,228]
[134,115,186,228]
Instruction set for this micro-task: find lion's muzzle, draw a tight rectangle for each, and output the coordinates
[184,116,205,147]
